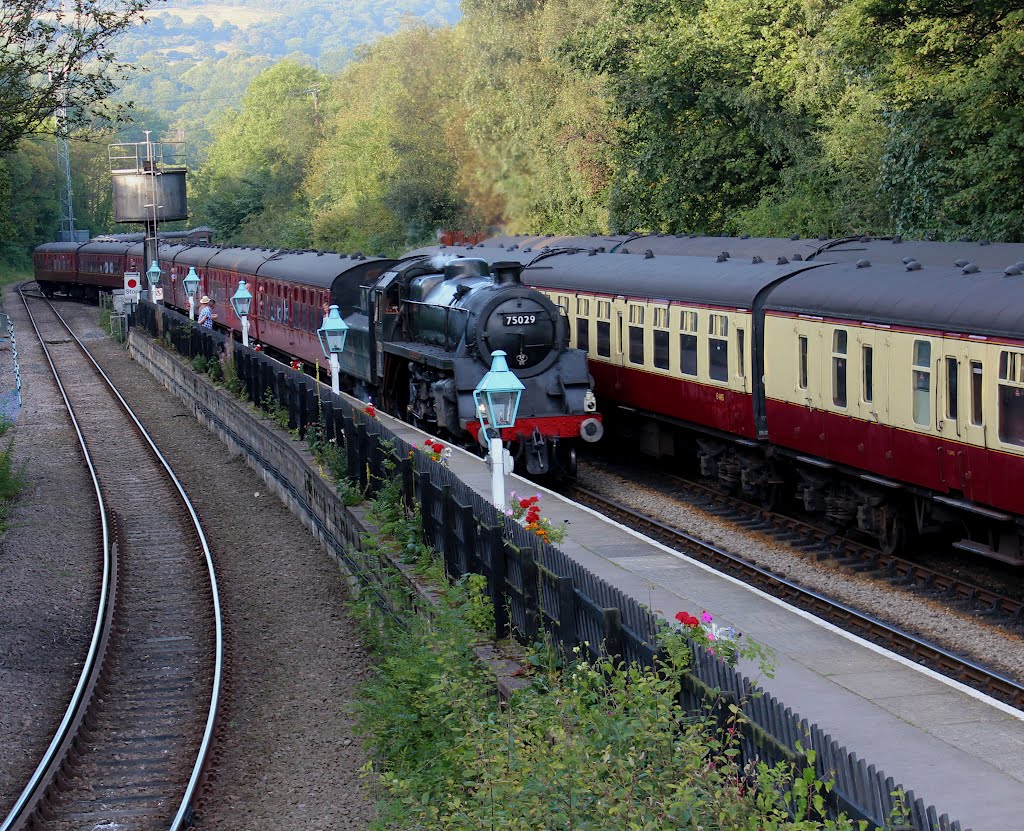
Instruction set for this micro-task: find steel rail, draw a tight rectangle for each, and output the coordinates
[3,288,224,831]
[568,483,1024,709]
[0,287,116,831]
[659,470,1024,622]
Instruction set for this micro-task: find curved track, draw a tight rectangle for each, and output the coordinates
[567,483,1024,709]
[1,289,223,831]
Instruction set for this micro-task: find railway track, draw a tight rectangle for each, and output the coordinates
[657,471,1024,623]
[566,482,1024,710]
[1,289,223,831]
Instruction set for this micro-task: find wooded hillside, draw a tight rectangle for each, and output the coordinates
[5,0,1023,264]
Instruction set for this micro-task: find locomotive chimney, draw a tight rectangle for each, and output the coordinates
[491,260,523,286]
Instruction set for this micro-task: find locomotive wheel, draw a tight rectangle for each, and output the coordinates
[878,509,907,555]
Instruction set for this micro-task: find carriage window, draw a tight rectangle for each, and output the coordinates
[679,310,698,376]
[912,339,931,427]
[708,314,729,382]
[628,305,645,364]
[558,295,570,313]
[652,306,669,370]
[596,300,611,358]
[576,318,590,353]
[653,331,669,369]
[946,357,958,420]
[999,350,1024,446]
[863,345,873,403]
[832,329,847,408]
[971,361,983,426]
[798,336,808,390]
[736,328,745,379]
[629,325,644,364]
[596,322,611,357]
[576,297,590,316]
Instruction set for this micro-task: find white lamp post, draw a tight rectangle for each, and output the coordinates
[146,260,162,303]
[183,266,200,320]
[231,280,253,347]
[473,350,524,509]
[316,304,349,394]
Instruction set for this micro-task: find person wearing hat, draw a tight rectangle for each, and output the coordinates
[198,295,217,329]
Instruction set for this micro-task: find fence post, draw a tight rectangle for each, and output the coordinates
[556,576,576,650]
[297,380,308,438]
[481,522,510,640]
[601,608,623,661]
[401,450,415,514]
[517,542,540,642]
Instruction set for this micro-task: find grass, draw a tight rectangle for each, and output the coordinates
[0,265,33,292]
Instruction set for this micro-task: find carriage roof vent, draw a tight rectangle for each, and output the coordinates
[962,263,980,274]
[954,259,969,267]
[644,250,654,259]
[523,246,532,252]
[1015,261,1024,270]
[904,260,921,271]
[860,235,872,242]
[716,253,728,263]
[792,253,803,261]
[588,248,597,256]
[893,235,903,243]
[619,247,630,254]
[902,256,915,264]
[818,234,828,240]
[790,234,800,240]
[720,251,730,259]
[509,244,518,250]
[740,234,750,240]
[491,260,523,286]
[776,256,789,265]
[857,259,873,268]
[752,256,763,264]
[1003,265,1023,277]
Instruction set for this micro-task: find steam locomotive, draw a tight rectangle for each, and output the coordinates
[32,238,603,478]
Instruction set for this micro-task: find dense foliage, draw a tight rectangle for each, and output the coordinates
[5,0,1024,266]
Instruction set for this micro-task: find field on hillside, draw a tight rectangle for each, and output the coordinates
[145,5,280,28]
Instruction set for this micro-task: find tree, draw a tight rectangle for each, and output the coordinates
[0,0,152,155]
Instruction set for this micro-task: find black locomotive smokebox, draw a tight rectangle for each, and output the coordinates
[491,260,524,285]
[443,258,489,280]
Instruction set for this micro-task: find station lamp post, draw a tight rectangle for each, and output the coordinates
[316,304,349,394]
[473,350,524,509]
[231,280,253,347]
[146,260,162,304]
[183,266,200,320]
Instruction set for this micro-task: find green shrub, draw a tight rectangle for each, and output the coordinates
[191,355,209,373]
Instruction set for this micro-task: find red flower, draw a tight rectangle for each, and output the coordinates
[675,611,701,628]
[431,441,444,454]
[519,499,530,509]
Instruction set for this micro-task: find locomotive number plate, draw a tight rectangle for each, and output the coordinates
[503,313,537,326]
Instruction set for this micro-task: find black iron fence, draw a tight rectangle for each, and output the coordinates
[133,300,964,831]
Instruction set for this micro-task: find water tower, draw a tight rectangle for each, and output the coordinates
[108,133,188,282]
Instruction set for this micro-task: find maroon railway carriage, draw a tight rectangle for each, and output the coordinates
[155,245,397,374]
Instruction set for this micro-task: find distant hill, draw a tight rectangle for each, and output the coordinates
[113,0,461,151]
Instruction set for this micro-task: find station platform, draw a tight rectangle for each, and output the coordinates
[380,412,1024,831]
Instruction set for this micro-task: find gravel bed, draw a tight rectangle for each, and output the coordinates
[0,286,100,817]
[578,460,1024,683]
[0,294,376,828]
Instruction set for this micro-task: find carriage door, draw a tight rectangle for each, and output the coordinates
[937,343,968,494]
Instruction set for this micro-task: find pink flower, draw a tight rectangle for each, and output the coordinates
[701,610,713,624]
